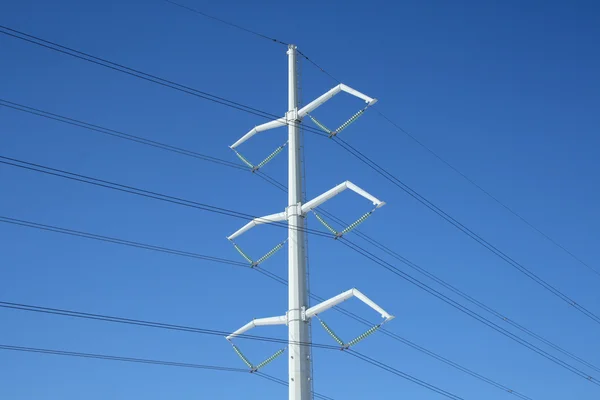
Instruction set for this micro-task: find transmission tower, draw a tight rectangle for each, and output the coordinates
[225,44,394,400]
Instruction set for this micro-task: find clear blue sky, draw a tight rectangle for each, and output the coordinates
[1,0,599,399]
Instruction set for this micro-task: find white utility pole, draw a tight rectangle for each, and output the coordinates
[225,44,393,400]
[285,44,311,400]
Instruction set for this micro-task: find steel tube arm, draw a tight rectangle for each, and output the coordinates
[230,117,287,149]
[298,84,377,119]
[226,315,288,341]
[301,181,385,214]
[305,288,394,320]
[227,211,287,241]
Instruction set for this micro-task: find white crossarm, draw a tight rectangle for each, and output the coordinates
[298,84,377,119]
[226,315,288,341]
[230,117,287,149]
[305,288,394,321]
[301,181,385,215]
[227,211,286,241]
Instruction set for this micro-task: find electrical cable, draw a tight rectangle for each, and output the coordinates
[0,344,334,399]
[0,301,463,399]
[316,208,600,376]
[0,25,330,141]
[163,0,289,46]
[5,22,593,326]
[2,156,598,386]
[0,155,332,240]
[330,136,600,326]
[2,21,595,396]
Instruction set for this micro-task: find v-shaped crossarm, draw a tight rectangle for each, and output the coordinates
[227,211,286,241]
[302,181,385,214]
[226,315,288,341]
[305,288,394,321]
[229,84,377,149]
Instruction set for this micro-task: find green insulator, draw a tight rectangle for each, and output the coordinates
[308,114,332,135]
[313,212,339,236]
[256,144,286,170]
[340,212,372,236]
[346,325,381,348]
[232,242,254,264]
[318,318,345,347]
[232,344,254,369]
[255,348,285,370]
[334,109,365,135]
[254,241,285,266]
[233,149,255,169]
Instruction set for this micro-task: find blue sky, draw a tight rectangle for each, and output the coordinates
[1,0,599,399]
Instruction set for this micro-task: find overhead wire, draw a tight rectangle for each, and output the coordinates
[0,301,463,400]
[0,344,334,399]
[0,155,333,240]
[0,101,576,387]
[330,136,600,326]
[0,26,330,141]
[316,209,600,376]
[373,111,600,279]
[0,212,559,398]
[0,99,289,193]
[1,156,598,387]
[336,238,600,385]
[3,100,599,382]
[1,214,529,398]
[0,216,248,268]
[2,16,596,396]
[0,344,248,373]
[3,23,595,326]
[163,0,289,46]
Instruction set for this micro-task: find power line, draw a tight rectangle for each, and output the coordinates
[0,214,532,398]
[5,22,594,328]
[0,301,463,400]
[0,100,247,171]
[0,343,247,372]
[0,25,330,141]
[0,216,248,268]
[346,350,465,400]
[336,238,600,386]
[331,136,600,326]
[317,209,600,377]
[2,156,598,387]
[162,1,340,84]
[4,98,593,388]
[0,344,336,400]
[0,155,332,240]
[163,0,289,46]
[2,22,595,393]
[0,99,288,193]
[373,110,600,279]
[0,99,288,192]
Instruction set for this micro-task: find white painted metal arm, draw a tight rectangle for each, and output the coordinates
[226,315,287,341]
[301,181,385,214]
[298,84,377,118]
[230,117,287,149]
[227,211,286,241]
[305,288,394,321]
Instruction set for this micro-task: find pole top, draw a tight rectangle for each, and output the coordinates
[287,44,297,53]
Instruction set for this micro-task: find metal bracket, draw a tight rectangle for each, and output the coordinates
[286,203,302,219]
[301,306,307,322]
[286,108,298,122]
